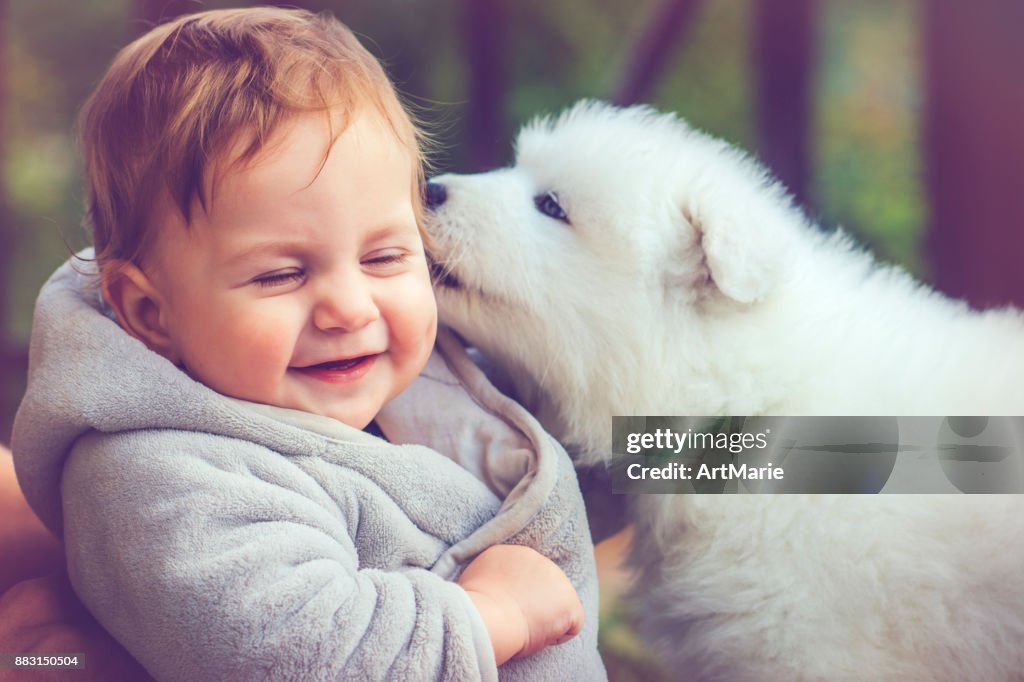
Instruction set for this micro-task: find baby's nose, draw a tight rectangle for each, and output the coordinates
[424,181,447,210]
[313,284,379,332]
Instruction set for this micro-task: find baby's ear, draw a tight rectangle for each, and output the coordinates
[101,261,181,363]
[677,152,798,304]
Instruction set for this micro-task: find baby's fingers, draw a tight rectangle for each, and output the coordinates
[515,597,585,659]
[554,629,578,645]
[552,599,585,646]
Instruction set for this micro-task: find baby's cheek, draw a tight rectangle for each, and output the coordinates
[242,339,293,372]
[226,311,301,383]
[388,279,436,374]
[406,280,438,347]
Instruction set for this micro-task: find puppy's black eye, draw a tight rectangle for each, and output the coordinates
[534,192,570,224]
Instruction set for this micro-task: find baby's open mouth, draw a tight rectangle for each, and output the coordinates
[297,355,377,372]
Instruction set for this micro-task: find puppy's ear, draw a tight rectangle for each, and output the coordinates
[679,157,798,304]
[684,206,781,304]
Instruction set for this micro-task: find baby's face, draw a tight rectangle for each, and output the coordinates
[144,111,437,428]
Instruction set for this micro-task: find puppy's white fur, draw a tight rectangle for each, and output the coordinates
[426,101,1024,681]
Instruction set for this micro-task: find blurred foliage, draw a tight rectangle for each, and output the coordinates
[5,0,131,341]
[652,0,755,150]
[817,0,924,274]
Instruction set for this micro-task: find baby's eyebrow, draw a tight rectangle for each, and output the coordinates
[224,240,308,266]
[363,221,418,243]
[222,213,420,267]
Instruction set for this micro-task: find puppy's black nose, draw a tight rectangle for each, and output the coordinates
[425,181,447,210]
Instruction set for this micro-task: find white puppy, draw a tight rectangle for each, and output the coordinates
[424,101,1024,681]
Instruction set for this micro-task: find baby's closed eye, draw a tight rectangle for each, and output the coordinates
[253,269,305,288]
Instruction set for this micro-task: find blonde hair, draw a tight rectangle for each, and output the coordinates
[79,7,428,268]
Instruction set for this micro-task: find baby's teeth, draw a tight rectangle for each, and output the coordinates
[319,357,361,370]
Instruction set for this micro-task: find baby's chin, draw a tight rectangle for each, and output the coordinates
[211,381,380,431]
[291,398,381,431]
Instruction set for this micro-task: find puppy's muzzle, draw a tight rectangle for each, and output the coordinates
[425,181,447,210]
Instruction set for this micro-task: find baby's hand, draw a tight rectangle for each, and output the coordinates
[458,544,584,665]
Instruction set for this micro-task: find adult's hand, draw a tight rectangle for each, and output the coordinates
[0,447,152,681]
[0,446,63,593]
[0,572,153,681]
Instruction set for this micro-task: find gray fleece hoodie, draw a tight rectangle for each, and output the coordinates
[12,255,606,682]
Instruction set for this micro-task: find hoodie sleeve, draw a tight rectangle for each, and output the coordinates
[60,429,498,682]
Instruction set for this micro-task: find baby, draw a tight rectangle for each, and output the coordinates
[12,8,605,681]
